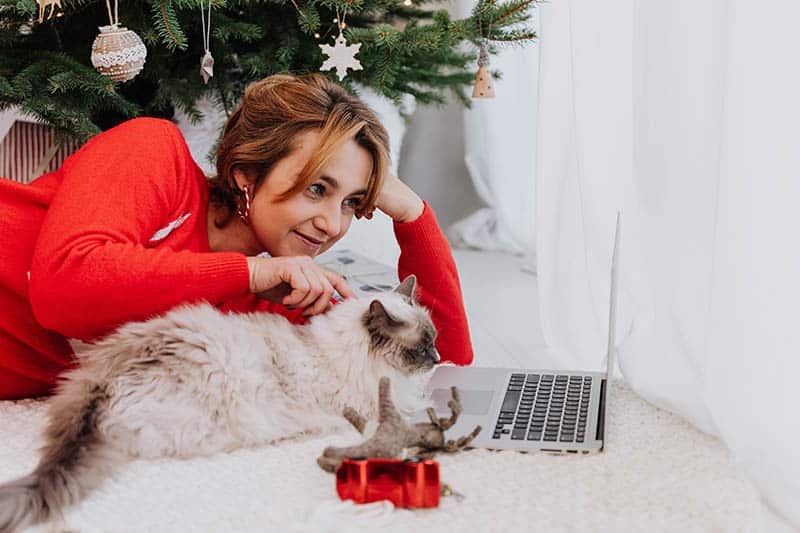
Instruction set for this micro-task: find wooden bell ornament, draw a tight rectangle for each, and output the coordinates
[472,42,495,99]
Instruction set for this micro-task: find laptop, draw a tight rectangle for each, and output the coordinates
[415,213,621,454]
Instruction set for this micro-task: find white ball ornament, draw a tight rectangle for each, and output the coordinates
[91,24,147,82]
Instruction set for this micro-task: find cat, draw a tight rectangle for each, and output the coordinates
[0,275,439,532]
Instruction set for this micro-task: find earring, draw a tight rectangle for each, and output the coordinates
[236,186,252,225]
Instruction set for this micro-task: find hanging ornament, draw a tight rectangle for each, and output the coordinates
[36,0,62,23]
[200,51,214,84]
[319,8,362,81]
[199,0,214,84]
[472,41,495,98]
[472,2,496,99]
[90,0,146,82]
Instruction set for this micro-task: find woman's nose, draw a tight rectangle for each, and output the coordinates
[314,205,341,237]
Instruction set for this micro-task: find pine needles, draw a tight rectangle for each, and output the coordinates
[0,0,538,143]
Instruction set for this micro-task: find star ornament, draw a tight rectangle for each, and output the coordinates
[319,34,363,81]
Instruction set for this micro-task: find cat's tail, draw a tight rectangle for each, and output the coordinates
[0,383,119,533]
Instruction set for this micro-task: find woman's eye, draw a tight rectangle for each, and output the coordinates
[343,198,361,210]
[308,184,325,197]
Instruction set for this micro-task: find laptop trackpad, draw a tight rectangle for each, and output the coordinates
[430,389,494,415]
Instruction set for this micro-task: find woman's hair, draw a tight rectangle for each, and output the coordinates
[210,73,390,227]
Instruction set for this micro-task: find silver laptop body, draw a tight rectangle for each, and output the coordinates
[416,214,621,454]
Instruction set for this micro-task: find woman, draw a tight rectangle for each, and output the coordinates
[0,73,473,400]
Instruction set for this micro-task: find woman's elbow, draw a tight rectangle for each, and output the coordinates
[436,336,474,366]
[28,275,90,339]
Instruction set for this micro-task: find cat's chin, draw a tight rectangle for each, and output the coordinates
[391,362,438,386]
[365,361,429,416]
[388,366,437,416]
[414,364,438,385]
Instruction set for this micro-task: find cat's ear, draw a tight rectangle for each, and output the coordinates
[394,275,417,300]
[368,300,403,329]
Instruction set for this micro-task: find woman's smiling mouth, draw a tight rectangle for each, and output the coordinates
[293,230,324,252]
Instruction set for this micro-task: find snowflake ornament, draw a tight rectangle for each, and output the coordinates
[319,34,363,81]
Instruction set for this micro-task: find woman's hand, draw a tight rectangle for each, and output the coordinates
[246,256,355,316]
[358,174,424,224]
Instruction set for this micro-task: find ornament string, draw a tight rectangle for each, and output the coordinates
[199,0,215,83]
[472,0,496,97]
[289,0,304,17]
[104,0,118,26]
[335,5,347,36]
[477,0,494,65]
[200,0,212,57]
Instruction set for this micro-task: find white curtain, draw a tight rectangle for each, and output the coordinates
[449,0,539,256]
[536,0,800,527]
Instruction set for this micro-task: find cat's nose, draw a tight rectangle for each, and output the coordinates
[431,349,441,363]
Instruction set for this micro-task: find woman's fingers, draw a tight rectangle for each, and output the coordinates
[249,256,355,314]
[303,274,336,317]
[280,263,354,315]
[295,265,326,310]
[280,261,313,306]
[323,270,355,300]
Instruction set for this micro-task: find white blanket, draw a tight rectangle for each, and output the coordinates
[0,381,767,532]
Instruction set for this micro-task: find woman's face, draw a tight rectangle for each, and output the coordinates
[237,129,373,258]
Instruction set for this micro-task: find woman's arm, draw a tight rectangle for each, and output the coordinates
[28,118,250,341]
[375,175,474,365]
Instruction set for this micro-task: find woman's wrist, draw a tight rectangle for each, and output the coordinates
[393,193,424,224]
[377,175,425,223]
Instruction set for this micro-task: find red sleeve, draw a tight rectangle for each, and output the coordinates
[28,118,250,341]
[394,202,474,365]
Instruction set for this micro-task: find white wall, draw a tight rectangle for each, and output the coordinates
[398,99,483,231]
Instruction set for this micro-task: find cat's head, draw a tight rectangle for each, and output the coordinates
[362,275,440,374]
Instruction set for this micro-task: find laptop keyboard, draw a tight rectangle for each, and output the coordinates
[493,373,592,443]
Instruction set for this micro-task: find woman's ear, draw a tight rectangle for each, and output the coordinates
[232,167,254,192]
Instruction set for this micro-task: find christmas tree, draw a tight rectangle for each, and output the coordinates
[0,0,536,144]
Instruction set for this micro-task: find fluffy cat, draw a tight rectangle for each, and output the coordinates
[0,275,438,532]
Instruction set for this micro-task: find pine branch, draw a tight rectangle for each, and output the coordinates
[295,4,321,35]
[151,0,188,50]
[13,0,36,19]
[489,30,537,44]
[488,0,536,27]
[212,13,262,43]
[2,0,537,145]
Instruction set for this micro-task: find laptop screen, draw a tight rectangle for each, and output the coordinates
[605,212,621,379]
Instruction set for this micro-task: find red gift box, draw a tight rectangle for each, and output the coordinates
[335,458,441,508]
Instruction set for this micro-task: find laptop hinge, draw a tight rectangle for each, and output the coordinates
[596,379,607,450]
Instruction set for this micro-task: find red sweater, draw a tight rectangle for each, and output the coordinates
[0,118,473,400]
